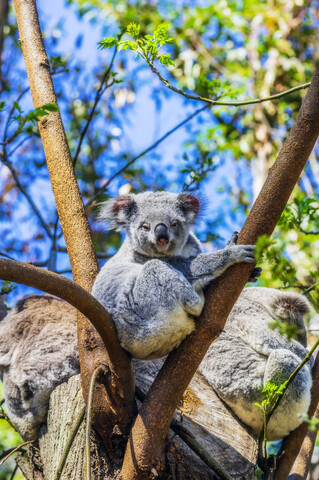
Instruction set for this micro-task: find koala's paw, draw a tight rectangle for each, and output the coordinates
[182,290,204,317]
[227,244,256,264]
[226,231,239,247]
[248,266,262,283]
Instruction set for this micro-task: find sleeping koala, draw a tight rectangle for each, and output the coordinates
[199,287,313,440]
[92,191,258,359]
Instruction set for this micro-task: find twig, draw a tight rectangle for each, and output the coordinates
[85,365,107,480]
[9,464,19,480]
[147,58,311,107]
[0,441,34,467]
[53,405,86,480]
[73,47,117,166]
[0,152,53,239]
[0,403,18,431]
[85,104,209,207]
[3,87,30,144]
[135,387,232,480]
[269,338,319,420]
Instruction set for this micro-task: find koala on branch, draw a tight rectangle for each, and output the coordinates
[92,192,259,359]
[0,192,312,445]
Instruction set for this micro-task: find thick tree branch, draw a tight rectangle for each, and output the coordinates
[12,0,135,456]
[120,66,319,480]
[0,258,125,363]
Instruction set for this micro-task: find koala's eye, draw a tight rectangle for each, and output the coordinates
[171,221,178,228]
[142,224,150,231]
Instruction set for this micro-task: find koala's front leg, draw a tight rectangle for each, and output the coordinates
[227,231,262,283]
[168,239,256,291]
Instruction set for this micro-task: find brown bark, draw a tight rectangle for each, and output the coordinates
[273,352,319,480]
[120,67,319,480]
[12,0,135,457]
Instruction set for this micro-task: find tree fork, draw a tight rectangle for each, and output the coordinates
[13,0,135,456]
[120,68,319,479]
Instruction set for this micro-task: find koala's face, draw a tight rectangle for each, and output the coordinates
[99,192,200,257]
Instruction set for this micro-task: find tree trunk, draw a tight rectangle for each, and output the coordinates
[13,0,135,458]
[18,368,257,480]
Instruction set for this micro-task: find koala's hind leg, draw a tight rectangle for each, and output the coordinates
[264,349,312,440]
[117,259,203,359]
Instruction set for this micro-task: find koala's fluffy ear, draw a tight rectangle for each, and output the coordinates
[178,193,201,224]
[98,196,136,231]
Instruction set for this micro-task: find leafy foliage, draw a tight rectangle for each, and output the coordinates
[99,22,175,66]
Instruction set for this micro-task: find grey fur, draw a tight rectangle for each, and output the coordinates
[92,192,256,359]
[0,295,79,440]
[0,288,312,441]
[199,287,313,440]
[0,193,313,441]
[0,295,7,321]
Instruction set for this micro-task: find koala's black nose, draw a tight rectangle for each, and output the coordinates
[155,223,169,245]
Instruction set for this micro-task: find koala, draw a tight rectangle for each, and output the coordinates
[0,288,313,443]
[92,191,258,359]
[0,193,313,442]
[0,295,79,440]
[199,287,313,440]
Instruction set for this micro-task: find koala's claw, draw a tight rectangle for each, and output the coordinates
[227,231,239,247]
[248,267,262,283]
[228,244,256,264]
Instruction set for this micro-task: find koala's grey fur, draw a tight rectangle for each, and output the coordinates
[0,295,79,440]
[92,191,257,359]
[0,193,313,441]
[199,287,313,440]
[0,288,312,442]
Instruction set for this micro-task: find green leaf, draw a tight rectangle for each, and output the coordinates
[0,101,5,112]
[98,37,118,49]
[126,22,140,38]
[158,54,175,66]
[13,101,21,113]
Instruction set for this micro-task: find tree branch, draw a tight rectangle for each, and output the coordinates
[0,258,126,364]
[13,0,135,456]
[120,65,319,480]
[287,407,319,480]
[0,152,53,239]
[73,47,117,167]
[85,104,209,207]
[147,58,311,106]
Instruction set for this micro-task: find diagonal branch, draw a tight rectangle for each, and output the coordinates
[73,47,117,167]
[120,65,319,480]
[13,0,135,457]
[0,151,53,239]
[85,104,209,207]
